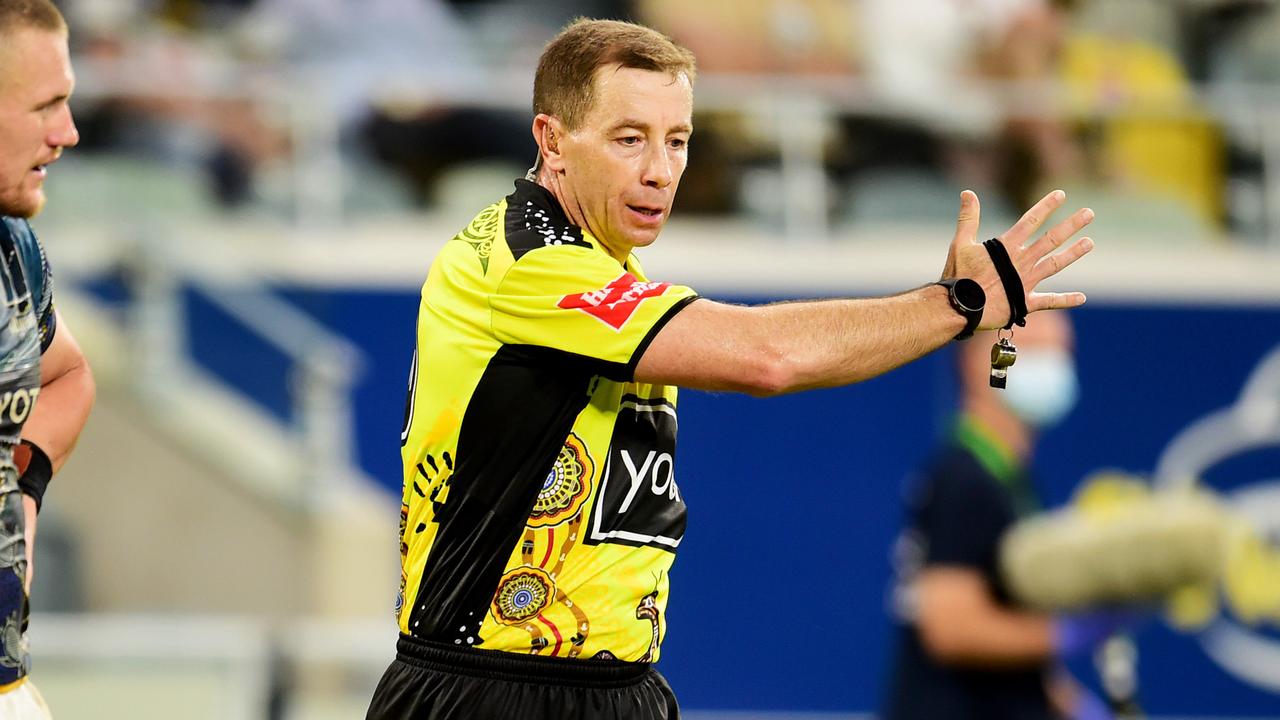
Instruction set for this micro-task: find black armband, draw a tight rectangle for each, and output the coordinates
[17,440,52,512]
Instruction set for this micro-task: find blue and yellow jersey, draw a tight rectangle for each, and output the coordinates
[398,179,697,663]
[0,217,56,690]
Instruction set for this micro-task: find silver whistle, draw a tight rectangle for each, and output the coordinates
[990,336,1017,389]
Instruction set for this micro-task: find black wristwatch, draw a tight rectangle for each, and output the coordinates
[935,278,985,340]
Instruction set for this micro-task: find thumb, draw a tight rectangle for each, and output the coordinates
[952,190,981,246]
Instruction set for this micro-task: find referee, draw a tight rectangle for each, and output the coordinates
[369,18,1096,720]
[0,2,96,718]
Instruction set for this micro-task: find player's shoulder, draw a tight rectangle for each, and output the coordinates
[920,443,1003,498]
[1,216,37,246]
[0,216,45,266]
[501,178,593,261]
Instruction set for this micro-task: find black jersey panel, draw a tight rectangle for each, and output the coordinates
[406,344,600,643]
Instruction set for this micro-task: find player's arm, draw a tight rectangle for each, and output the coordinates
[635,287,960,395]
[21,312,94,590]
[635,190,1094,396]
[919,567,1123,713]
[25,311,94,472]
[914,566,1056,667]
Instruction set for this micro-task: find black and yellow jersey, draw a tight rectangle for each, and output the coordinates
[398,179,698,663]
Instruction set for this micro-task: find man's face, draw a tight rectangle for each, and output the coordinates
[0,27,79,218]
[556,65,692,256]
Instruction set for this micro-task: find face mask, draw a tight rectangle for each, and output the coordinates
[1002,349,1079,428]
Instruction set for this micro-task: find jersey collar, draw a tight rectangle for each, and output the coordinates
[953,414,1042,515]
[510,178,635,270]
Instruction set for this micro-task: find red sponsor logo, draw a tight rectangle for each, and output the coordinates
[558,273,671,331]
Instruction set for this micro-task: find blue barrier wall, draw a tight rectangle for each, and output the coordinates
[182,284,1280,716]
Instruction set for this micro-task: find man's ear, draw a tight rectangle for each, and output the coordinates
[532,114,567,173]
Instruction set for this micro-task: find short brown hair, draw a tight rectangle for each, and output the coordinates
[534,18,696,130]
[0,0,66,36]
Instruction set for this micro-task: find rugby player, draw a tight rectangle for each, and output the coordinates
[0,1,96,716]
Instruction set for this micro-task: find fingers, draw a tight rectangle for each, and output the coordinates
[951,190,981,246]
[1027,290,1088,313]
[1029,235,1095,285]
[1003,189,1066,246]
[1026,207,1094,261]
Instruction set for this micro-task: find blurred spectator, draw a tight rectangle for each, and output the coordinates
[61,0,288,207]
[883,314,1130,720]
[62,0,540,211]
[42,0,1264,234]
[1178,0,1275,237]
[638,0,863,216]
[851,0,1082,212]
[237,0,535,208]
[239,0,482,126]
[642,0,859,74]
[1061,0,1224,230]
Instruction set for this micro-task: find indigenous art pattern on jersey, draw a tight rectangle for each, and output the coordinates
[397,180,697,662]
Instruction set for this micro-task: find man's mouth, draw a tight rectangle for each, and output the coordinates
[31,154,59,178]
[627,204,663,218]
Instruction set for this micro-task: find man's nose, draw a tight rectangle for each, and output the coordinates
[642,146,673,189]
[50,106,80,149]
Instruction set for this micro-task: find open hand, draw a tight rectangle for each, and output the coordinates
[944,189,1095,329]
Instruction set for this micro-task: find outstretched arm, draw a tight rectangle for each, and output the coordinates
[636,190,1094,395]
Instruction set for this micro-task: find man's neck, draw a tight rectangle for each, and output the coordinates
[534,167,631,264]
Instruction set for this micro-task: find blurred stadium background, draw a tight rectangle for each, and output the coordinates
[22,0,1280,717]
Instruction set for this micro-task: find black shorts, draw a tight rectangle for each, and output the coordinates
[366,634,680,720]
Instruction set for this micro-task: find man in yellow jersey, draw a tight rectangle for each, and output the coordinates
[370,18,1096,720]
[0,2,96,718]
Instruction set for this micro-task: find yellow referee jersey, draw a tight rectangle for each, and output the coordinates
[398,179,698,663]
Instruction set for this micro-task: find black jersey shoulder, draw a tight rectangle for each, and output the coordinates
[1,217,51,317]
[503,179,592,260]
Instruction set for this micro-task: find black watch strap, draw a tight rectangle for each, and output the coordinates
[936,279,984,341]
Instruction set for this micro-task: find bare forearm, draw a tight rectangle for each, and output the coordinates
[754,284,964,392]
[636,285,965,395]
[25,358,94,471]
[916,569,1057,668]
[922,606,1056,668]
[22,495,36,592]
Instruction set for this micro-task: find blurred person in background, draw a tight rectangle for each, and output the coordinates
[59,0,290,208]
[0,0,97,717]
[883,313,1127,720]
[855,0,1082,210]
[372,17,1098,720]
[640,0,861,214]
[239,0,533,207]
[639,0,1081,220]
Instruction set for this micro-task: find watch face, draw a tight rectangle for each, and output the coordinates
[954,278,985,312]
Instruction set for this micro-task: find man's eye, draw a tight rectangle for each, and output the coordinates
[669,138,687,149]
[619,136,640,146]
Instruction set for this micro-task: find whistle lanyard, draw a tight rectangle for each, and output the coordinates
[953,416,1042,518]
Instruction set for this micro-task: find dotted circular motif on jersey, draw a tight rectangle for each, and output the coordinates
[527,432,594,528]
[491,566,555,626]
